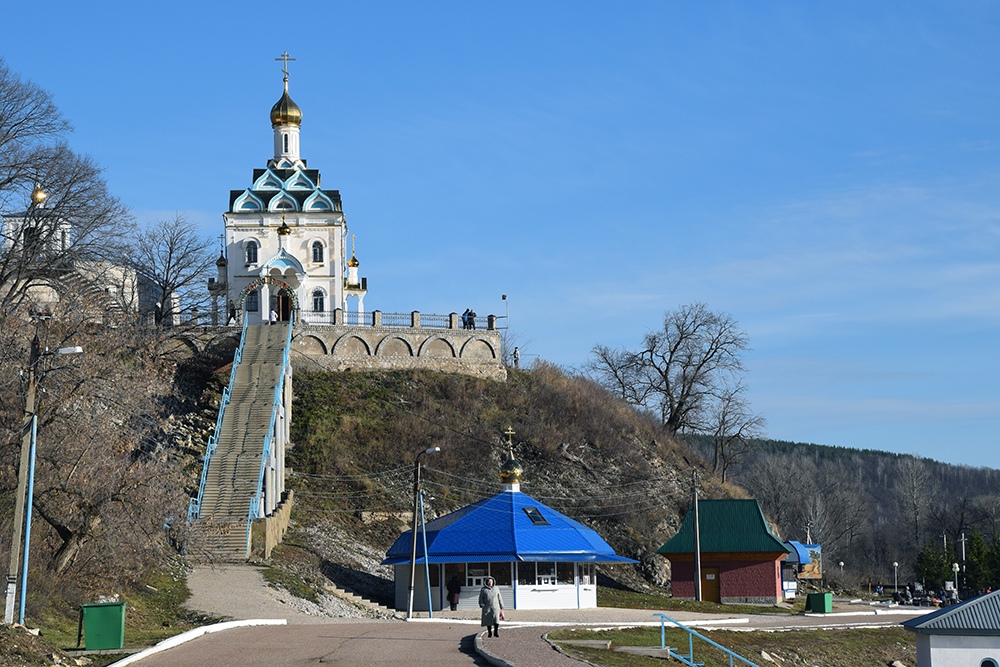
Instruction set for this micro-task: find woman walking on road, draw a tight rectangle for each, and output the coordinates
[479,577,504,637]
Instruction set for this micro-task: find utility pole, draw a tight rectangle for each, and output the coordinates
[407,446,439,619]
[692,470,702,602]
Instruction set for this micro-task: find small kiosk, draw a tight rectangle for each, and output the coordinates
[382,444,636,612]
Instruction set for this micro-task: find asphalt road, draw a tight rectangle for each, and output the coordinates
[108,566,929,667]
[117,621,493,667]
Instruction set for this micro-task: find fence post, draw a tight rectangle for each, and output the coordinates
[373,311,382,327]
[411,311,420,328]
[334,308,344,325]
[487,314,497,330]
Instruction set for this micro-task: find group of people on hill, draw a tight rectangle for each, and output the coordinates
[461,308,477,330]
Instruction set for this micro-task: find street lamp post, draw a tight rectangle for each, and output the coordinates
[952,563,960,596]
[893,562,898,594]
[4,326,83,625]
[407,446,440,620]
[839,561,844,577]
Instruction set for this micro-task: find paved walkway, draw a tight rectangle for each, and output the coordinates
[110,566,930,667]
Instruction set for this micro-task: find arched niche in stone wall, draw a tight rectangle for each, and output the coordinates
[333,334,372,356]
[459,337,497,360]
[418,337,457,358]
[376,336,414,357]
[160,336,200,361]
[293,334,328,356]
[205,334,240,360]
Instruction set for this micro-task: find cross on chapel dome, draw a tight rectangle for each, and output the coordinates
[270,51,302,128]
[499,427,523,484]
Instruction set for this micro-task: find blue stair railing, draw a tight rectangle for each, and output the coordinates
[653,613,759,667]
[246,312,294,553]
[188,316,250,522]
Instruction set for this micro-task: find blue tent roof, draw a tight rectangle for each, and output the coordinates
[382,490,637,565]
[787,541,820,564]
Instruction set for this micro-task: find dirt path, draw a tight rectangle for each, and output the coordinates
[184,564,383,624]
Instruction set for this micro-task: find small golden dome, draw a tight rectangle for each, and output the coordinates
[30,185,47,206]
[499,444,523,484]
[216,252,227,267]
[270,79,302,127]
[348,253,359,268]
[277,219,291,236]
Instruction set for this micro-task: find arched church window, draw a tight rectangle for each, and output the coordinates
[312,241,323,263]
[312,289,325,313]
[246,241,258,265]
[246,290,259,312]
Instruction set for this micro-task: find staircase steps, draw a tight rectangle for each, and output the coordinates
[188,323,289,562]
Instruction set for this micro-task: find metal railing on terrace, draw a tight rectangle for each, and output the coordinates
[296,309,496,331]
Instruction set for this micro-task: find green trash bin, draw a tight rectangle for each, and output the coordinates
[806,592,832,613]
[77,601,126,650]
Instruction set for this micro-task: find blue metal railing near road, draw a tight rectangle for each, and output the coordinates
[188,315,249,522]
[653,613,759,667]
[246,311,294,552]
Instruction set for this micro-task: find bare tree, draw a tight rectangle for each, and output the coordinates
[706,383,765,483]
[128,215,216,325]
[0,59,132,314]
[589,303,750,435]
[894,456,932,550]
[0,298,187,587]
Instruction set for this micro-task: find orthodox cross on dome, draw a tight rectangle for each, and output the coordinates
[500,426,523,486]
[275,51,296,80]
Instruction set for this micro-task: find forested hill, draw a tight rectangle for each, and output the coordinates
[684,434,1000,587]
[284,362,743,591]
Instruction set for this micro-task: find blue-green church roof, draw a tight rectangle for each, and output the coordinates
[382,489,636,565]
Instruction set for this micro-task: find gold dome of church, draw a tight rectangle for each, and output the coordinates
[348,253,360,268]
[499,443,523,484]
[270,80,302,127]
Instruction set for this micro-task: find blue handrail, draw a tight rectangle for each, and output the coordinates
[189,315,249,522]
[245,312,294,553]
[653,613,759,667]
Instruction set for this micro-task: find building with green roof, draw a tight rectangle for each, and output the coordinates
[657,498,792,604]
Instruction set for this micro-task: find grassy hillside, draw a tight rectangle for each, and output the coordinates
[281,363,739,597]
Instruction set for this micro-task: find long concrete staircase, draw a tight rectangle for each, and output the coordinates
[187,323,289,562]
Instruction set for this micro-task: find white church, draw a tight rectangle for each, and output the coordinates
[209,53,367,326]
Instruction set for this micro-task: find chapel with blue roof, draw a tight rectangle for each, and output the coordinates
[382,441,636,612]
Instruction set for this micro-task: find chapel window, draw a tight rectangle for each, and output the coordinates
[246,241,258,265]
[312,289,325,313]
[246,290,259,313]
[312,241,323,263]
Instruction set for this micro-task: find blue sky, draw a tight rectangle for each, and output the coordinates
[4,1,999,468]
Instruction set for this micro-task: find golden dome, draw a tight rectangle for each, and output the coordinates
[30,185,47,206]
[499,444,523,484]
[277,219,291,236]
[270,79,302,127]
[348,253,359,268]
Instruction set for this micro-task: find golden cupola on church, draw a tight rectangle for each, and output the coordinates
[270,82,302,127]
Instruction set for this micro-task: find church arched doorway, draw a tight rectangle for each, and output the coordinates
[276,290,293,322]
